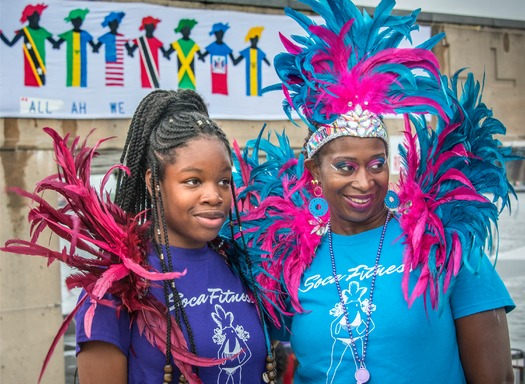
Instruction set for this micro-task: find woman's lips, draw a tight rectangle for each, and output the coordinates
[194,211,226,229]
[343,194,374,211]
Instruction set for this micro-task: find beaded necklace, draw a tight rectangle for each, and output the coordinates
[328,212,390,384]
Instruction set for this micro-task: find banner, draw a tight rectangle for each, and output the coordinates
[0,0,430,120]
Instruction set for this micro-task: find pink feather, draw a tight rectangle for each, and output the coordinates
[1,128,225,383]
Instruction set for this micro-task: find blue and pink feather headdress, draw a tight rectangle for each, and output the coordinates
[265,0,451,157]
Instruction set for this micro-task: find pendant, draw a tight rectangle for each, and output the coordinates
[355,367,370,384]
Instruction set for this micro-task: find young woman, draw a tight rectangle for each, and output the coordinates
[224,0,516,382]
[3,89,276,384]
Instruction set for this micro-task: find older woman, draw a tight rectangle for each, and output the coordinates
[225,0,516,383]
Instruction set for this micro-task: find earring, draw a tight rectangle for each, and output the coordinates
[309,179,329,217]
[384,190,400,209]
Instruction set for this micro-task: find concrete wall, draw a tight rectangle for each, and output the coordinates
[434,24,525,141]
[1,124,65,384]
[1,1,524,383]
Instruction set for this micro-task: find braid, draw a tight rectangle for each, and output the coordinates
[115,90,177,214]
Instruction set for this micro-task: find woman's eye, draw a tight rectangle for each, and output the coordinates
[331,162,357,172]
[368,159,386,171]
[186,179,200,186]
[219,178,231,187]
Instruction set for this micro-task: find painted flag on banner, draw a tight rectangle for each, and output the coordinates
[98,32,126,86]
[21,27,52,87]
[59,30,94,87]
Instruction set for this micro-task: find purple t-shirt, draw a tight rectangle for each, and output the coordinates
[76,244,267,383]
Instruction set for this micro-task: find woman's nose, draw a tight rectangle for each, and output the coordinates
[201,186,223,205]
[352,168,373,190]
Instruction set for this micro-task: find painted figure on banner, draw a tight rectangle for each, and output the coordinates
[54,8,98,88]
[125,16,168,89]
[94,11,127,87]
[233,26,270,97]
[165,19,203,91]
[0,3,59,87]
[200,22,237,95]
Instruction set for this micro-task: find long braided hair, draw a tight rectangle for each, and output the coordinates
[114,89,239,378]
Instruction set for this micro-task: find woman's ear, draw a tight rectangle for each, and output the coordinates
[145,169,154,197]
[304,157,319,180]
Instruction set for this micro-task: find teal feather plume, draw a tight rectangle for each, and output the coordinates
[397,70,519,310]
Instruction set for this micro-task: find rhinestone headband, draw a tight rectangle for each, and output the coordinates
[306,105,388,158]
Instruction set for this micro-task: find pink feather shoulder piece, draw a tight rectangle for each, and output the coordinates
[1,128,224,384]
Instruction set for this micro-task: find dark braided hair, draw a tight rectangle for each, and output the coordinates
[114,89,233,379]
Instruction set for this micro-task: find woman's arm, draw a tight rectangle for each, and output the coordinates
[77,341,127,384]
[455,308,514,383]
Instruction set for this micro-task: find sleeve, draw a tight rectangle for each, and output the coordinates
[152,37,163,49]
[75,291,132,357]
[450,254,515,319]
[42,28,52,39]
[98,33,108,44]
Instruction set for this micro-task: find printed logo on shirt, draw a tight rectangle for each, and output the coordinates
[326,281,377,383]
[169,288,252,310]
[300,263,404,293]
[211,304,253,383]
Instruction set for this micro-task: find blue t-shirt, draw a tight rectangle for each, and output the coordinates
[76,244,267,383]
[284,217,514,383]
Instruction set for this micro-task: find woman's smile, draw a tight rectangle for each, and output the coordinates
[343,194,374,211]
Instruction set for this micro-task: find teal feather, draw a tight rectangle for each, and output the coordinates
[397,70,519,310]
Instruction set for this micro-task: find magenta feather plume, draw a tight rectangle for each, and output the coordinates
[269,0,451,128]
[223,131,327,327]
[1,128,224,383]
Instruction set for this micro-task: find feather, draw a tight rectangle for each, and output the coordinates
[37,294,87,383]
[270,0,449,130]
[396,71,519,311]
[222,128,325,327]
[1,128,225,383]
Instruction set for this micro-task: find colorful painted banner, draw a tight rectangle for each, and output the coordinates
[0,0,431,120]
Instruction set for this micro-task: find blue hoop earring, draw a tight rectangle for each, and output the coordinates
[384,190,400,209]
[309,181,329,217]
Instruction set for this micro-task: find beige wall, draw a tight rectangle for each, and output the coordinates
[1,2,524,383]
[0,136,65,384]
[434,24,525,142]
